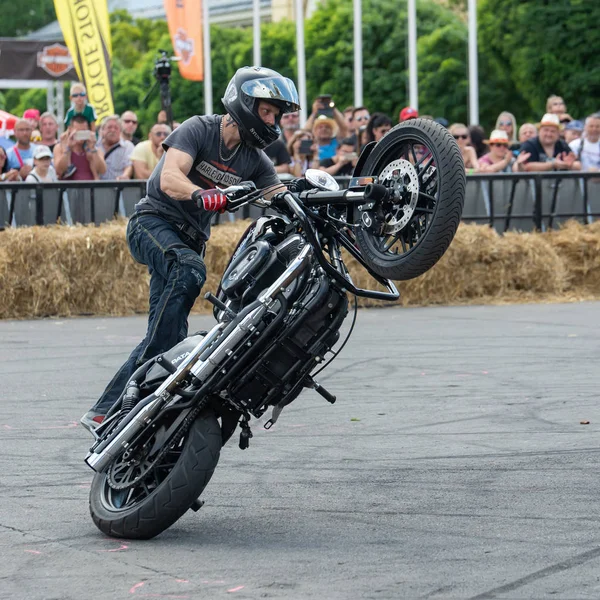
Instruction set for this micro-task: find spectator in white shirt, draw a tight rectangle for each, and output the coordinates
[25,145,58,183]
[569,113,600,172]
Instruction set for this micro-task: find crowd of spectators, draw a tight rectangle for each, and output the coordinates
[1,84,598,186]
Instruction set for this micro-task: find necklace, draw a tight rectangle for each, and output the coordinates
[219,117,241,163]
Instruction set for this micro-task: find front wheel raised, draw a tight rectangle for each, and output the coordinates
[89,411,221,540]
[355,118,465,281]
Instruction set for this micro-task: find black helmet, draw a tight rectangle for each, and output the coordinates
[222,66,300,149]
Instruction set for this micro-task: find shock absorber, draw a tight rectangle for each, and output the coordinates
[121,381,140,416]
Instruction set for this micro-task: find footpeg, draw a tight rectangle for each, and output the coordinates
[305,377,336,404]
[204,292,237,320]
[190,499,204,512]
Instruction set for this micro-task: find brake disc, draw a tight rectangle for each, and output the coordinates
[378,159,419,235]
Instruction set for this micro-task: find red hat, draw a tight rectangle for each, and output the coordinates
[23,108,41,120]
[399,106,419,121]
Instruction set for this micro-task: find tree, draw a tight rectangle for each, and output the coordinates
[0,1,56,37]
[478,0,600,122]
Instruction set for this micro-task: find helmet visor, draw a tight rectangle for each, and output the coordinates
[241,76,300,112]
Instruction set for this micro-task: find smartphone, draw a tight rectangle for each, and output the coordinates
[299,139,313,156]
[317,94,334,118]
[74,130,90,141]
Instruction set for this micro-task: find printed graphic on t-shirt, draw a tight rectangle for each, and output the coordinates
[195,160,243,187]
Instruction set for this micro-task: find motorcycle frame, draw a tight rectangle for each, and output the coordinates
[85,190,399,473]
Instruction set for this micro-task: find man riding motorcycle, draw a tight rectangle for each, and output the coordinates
[81,66,300,432]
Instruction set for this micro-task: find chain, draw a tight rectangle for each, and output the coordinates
[219,117,241,163]
[107,399,208,490]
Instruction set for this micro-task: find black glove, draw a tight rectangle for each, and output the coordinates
[286,178,310,193]
[221,181,257,201]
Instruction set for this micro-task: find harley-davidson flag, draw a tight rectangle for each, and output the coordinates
[164,0,204,81]
[53,0,115,121]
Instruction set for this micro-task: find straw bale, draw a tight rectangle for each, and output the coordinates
[545,220,600,293]
[344,223,568,307]
[0,219,599,320]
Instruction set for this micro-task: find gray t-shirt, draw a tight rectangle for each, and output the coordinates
[136,115,280,242]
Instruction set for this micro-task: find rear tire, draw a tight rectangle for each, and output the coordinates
[355,118,465,281]
[89,411,221,540]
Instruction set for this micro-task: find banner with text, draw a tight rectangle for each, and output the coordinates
[53,0,114,121]
[164,0,204,81]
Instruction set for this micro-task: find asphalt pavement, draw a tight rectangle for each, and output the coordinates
[1,302,600,599]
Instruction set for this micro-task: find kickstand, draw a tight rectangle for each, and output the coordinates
[239,413,253,450]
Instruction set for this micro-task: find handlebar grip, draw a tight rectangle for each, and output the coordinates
[364,183,388,202]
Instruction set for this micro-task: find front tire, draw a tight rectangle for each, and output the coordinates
[89,412,221,540]
[355,118,465,281]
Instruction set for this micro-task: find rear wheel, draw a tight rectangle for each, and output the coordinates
[355,118,465,281]
[89,411,221,540]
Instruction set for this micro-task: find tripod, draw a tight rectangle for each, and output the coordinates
[143,50,177,130]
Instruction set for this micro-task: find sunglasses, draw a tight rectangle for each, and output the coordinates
[453,134,468,140]
[123,119,138,124]
[490,143,508,147]
[355,115,370,122]
[153,131,169,137]
[499,120,512,126]
[560,118,572,124]
[71,92,86,97]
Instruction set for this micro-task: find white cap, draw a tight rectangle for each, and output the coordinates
[33,145,53,159]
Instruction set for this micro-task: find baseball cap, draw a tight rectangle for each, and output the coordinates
[23,108,41,120]
[399,107,419,121]
[564,120,584,131]
[33,145,53,159]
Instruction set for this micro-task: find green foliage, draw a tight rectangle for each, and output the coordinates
[0,0,56,37]
[1,0,597,134]
[478,0,600,123]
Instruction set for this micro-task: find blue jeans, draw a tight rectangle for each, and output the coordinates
[92,213,207,414]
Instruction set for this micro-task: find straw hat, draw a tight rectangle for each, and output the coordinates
[484,129,509,145]
[537,113,561,129]
[312,114,338,136]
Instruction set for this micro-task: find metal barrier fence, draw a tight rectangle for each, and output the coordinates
[1,172,599,232]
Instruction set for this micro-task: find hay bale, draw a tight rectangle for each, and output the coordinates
[545,220,600,293]
[345,223,568,307]
[0,219,599,320]
[0,222,148,319]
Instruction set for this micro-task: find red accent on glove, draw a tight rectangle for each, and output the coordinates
[193,189,228,212]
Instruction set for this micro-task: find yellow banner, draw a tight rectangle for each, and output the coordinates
[164,0,204,81]
[54,0,114,121]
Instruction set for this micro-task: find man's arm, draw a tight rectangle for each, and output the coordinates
[53,132,71,177]
[132,160,153,180]
[522,161,554,172]
[118,164,133,180]
[159,147,198,200]
[86,141,106,176]
[332,107,348,139]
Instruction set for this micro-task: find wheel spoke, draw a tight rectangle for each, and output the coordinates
[382,232,402,252]
[419,191,436,204]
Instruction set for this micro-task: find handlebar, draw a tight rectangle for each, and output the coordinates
[224,179,392,212]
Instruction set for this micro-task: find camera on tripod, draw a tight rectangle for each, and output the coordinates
[154,50,172,81]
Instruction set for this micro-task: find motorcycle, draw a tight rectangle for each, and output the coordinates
[85,119,465,539]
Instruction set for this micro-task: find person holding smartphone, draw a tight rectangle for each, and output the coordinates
[303,94,349,152]
[54,114,106,180]
[287,129,320,177]
[319,137,358,177]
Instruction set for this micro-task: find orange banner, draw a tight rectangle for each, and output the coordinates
[164,0,204,81]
